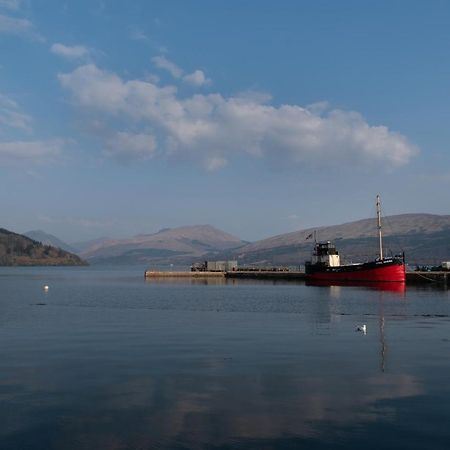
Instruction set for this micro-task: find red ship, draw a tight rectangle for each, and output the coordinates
[305,196,406,283]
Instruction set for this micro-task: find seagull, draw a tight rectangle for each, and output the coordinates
[356,324,367,334]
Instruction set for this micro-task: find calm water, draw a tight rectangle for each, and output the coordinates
[1,267,450,450]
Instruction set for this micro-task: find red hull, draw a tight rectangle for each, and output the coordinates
[306,262,405,283]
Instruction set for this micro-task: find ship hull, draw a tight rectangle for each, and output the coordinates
[305,258,405,283]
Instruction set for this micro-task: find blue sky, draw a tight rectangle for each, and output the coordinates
[1,0,449,242]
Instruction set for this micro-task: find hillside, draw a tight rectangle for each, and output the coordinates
[70,236,111,254]
[24,230,79,254]
[82,225,245,265]
[0,228,87,266]
[220,214,450,267]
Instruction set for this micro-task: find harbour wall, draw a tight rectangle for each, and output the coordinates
[145,270,225,278]
[145,270,449,285]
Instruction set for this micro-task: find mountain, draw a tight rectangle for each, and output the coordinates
[15,213,449,267]
[24,230,79,254]
[0,228,87,266]
[219,214,450,267]
[70,236,111,254]
[82,225,245,265]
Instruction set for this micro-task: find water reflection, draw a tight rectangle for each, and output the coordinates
[0,362,422,449]
[306,280,406,294]
[145,277,408,294]
[2,268,450,450]
[379,310,387,373]
[145,277,308,287]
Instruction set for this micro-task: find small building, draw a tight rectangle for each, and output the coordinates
[206,260,238,272]
[191,260,238,272]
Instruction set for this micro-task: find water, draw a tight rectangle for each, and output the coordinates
[1,266,450,449]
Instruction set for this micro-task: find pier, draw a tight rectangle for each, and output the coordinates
[406,271,449,285]
[145,270,225,278]
[225,270,307,281]
[145,270,450,286]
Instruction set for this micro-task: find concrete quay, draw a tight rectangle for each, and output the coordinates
[406,271,449,285]
[225,271,307,281]
[145,270,225,278]
[145,270,449,286]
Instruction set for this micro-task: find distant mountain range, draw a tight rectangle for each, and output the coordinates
[79,225,246,265]
[70,237,111,254]
[7,213,450,267]
[0,228,87,266]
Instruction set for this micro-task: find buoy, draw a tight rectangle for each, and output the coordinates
[356,324,366,334]
[43,285,49,292]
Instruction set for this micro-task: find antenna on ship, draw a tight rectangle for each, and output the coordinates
[376,194,383,260]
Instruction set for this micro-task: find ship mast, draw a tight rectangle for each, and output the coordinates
[376,194,383,260]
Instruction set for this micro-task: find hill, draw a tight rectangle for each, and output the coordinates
[219,214,450,267]
[0,228,87,266]
[70,236,111,254]
[82,225,245,265]
[24,230,79,254]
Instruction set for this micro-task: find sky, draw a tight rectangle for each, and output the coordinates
[1,0,450,243]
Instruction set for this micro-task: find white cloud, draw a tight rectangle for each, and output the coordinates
[183,70,211,87]
[151,56,212,87]
[145,73,160,84]
[151,55,183,78]
[0,13,30,32]
[0,139,63,165]
[129,28,149,42]
[204,155,227,171]
[58,64,130,114]
[0,0,21,10]
[0,93,33,132]
[0,13,43,40]
[58,64,419,171]
[0,94,63,166]
[105,131,157,161]
[51,43,89,60]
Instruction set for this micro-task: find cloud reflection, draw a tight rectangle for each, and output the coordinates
[0,367,421,449]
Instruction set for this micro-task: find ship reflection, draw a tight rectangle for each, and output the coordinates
[306,280,406,294]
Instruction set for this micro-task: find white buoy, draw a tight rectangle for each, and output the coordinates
[43,285,49,292]
[356,324,367,334]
